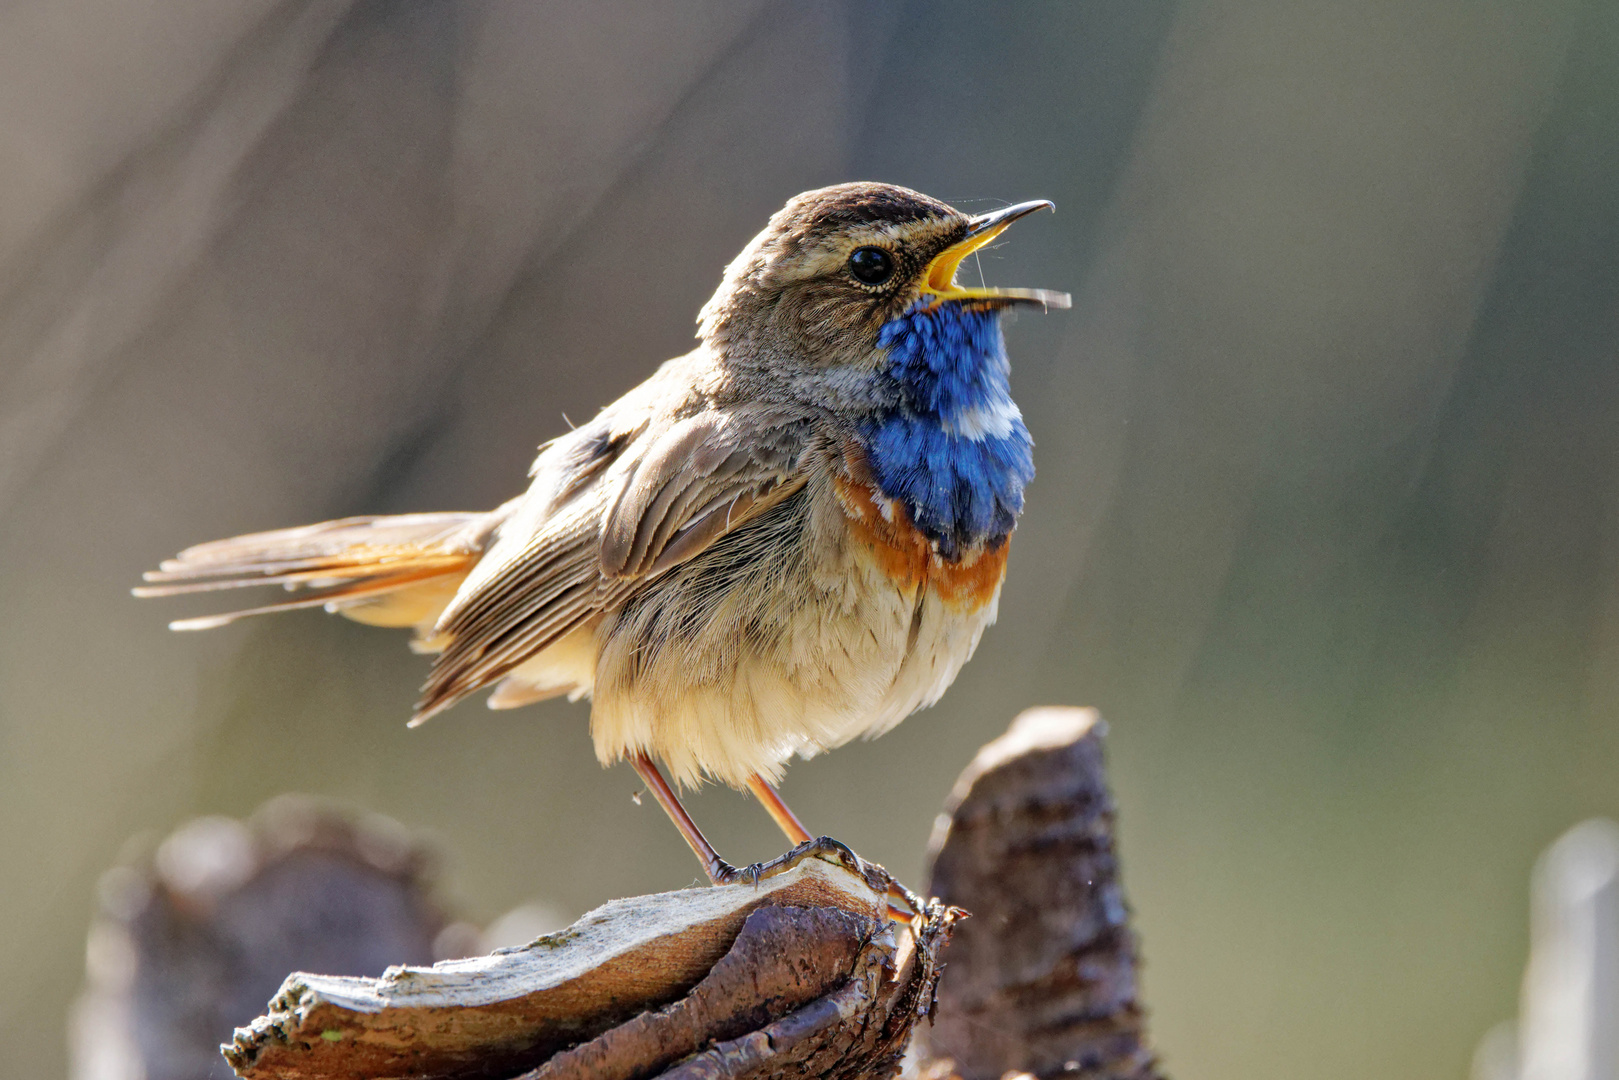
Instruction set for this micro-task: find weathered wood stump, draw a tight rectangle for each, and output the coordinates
[223,842,952,1080]
[925,707,1163,1080]
[73,708,1162,1080]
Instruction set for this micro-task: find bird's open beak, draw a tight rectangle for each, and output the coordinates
[919,200,1071,310]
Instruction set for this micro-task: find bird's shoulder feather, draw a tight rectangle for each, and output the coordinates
[414,378,820,722]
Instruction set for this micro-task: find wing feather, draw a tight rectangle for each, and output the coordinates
[413,405,811,723]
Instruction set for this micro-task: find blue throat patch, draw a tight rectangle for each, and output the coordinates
[860,302,1034,560]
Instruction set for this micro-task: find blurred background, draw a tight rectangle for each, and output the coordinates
[2,0,1616,1076]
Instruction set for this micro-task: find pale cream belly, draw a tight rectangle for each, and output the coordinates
[489,482,1003,789]
[589,557,1000,790]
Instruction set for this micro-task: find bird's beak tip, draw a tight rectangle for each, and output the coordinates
[964,199,1056,237]
[920,199,1063,308]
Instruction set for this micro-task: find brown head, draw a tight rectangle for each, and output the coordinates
[697,182,1067,379]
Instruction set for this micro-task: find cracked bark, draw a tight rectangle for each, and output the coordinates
[924,707,1163,1080]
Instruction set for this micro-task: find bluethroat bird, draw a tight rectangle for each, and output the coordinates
[138,183,1069,888]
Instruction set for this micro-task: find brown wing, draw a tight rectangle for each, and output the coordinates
[412,407,809,723]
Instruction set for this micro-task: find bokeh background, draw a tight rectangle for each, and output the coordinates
[2,1,1616,1076]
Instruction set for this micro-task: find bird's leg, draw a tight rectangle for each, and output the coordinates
[632,758,923,922]
[631,753,742,884]
[745,774,812,845]
[746,773,921,923]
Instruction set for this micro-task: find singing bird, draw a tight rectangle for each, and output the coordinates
[138,183,1068,883]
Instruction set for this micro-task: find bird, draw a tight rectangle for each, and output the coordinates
[137,182,1068,888]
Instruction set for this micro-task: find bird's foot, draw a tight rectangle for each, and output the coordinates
[707,836,924,925]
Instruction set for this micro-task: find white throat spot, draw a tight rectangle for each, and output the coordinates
[942,397,1022,441]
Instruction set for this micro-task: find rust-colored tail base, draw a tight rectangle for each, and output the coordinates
[134,512,489,632]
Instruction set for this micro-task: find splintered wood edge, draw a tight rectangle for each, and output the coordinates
[929,707,1101,842]
[226,851,886,1074]
[957,707,1099,788]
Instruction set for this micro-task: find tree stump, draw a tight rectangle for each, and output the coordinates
[72,795,454,1080]
[925,707,1163,1080]
[223,842,953,1080]
[74,708,1162,1080]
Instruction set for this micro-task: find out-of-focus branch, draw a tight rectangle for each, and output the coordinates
[1471,818,1619,1080]
[70,795,456,1080]
[924,707,1163,1080]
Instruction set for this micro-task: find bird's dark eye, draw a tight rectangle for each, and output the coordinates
[847,246,894,285]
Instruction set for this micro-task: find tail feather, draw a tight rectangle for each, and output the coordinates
[134,553,474,597]
[143,513,484,578]
[165,564,473,631]
[137,512,491,632]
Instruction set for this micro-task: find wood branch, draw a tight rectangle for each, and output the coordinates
[924,707,1163,1080]
[223,840,956,1080]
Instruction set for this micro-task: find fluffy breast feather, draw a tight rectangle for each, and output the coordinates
[832,472,1008,611]
[857,302,1034,560]
[585,469,1003,789]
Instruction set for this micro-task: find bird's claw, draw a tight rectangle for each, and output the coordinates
[708,836,924,924]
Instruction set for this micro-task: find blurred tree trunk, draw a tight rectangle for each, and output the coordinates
[925,708,1161,1080]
